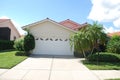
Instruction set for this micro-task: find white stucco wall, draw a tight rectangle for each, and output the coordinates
[29,21,74,39]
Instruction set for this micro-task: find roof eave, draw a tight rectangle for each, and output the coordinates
[22,18,77,33]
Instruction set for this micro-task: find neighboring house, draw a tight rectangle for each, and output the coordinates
[22,18,87,56]
[107,32,120,37]
[0,19,20,40]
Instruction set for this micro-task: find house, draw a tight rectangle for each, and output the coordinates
[107,31,120,37]
[22,18,87,56]
[0,19,20,40]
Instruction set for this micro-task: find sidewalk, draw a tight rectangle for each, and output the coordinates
[0,56,120,80]
[91,70,120,80]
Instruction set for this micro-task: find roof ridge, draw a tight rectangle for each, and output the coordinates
[59,19,82,26]
[22,18,76,32]
[0,19,10,23]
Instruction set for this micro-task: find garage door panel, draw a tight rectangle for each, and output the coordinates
[33,39,73,55]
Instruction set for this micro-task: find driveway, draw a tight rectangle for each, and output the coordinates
[0,55,101,80]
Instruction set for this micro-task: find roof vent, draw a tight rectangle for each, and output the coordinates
[46,17,49,19]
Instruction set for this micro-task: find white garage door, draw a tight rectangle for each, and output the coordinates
[33,38,73,55]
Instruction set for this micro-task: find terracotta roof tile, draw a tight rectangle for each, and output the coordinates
[107,32,120,37]
[59,19,88,30]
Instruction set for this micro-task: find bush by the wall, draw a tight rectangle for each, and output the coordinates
[87,52,120,62]
[14,37,24,51]
[24,34,35,52]
[14,33,35,56]
[15,51,29,56]
[0,40,14,50]
[107,35,120,54]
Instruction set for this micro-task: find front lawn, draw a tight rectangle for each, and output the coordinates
[82,60,120,70]
[0,50,28,69]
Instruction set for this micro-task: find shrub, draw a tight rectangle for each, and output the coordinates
[107,35,120,54]
[15,51,29,56]
[14,33,35,56]
[0,40,14,50]
[24,33,35,52]
[87,52,120,62]
[14,37,24,51]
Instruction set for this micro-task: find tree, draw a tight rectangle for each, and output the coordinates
[107,35,120,54]
[24,32,35,53]
[70,31,90,58]
[70,22,107,58]
[87,22,107,54]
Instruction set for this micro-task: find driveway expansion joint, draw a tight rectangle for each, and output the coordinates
[90,70,101,80]
[21,70,30,80]
[48,56,54,80]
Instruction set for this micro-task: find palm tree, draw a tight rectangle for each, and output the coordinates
[87,22,107,54]
[70,22,107,58]
[70,27,91,58]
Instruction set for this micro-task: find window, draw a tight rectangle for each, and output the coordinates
[36,38,39,40]
[40,38,43,40]
[65,39,68,41]
[50,38,53,41]
[0,27,11,40]
[59,39,62,41]
[55,39,58,41]
[14,36,16,40]
[45,38,49,41]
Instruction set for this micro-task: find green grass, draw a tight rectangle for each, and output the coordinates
[0,50,28,69]
[82,60,120,70]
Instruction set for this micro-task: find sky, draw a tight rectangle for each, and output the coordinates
[0,0,120,34]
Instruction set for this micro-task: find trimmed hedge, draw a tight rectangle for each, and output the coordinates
[0,40,14,51]
[87,52,120,62]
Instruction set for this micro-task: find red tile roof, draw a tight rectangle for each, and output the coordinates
[107,32,120,37]
[59,19,87,30]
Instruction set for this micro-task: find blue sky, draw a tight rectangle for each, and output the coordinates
[0,0,120,34]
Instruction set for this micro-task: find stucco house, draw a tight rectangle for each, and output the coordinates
[22,18,87,56]
[0,19,20,40]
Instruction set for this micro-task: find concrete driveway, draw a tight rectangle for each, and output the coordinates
[0,55,109,80]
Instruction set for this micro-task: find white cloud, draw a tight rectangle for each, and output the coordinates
[0,16,25,35]
[113,18,120,28]
[104,26,119,33]
[0,16,10,19]
[88,0,120,28]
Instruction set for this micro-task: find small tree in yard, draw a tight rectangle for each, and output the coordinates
[70,22,107,58]
[24,33,35,53]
